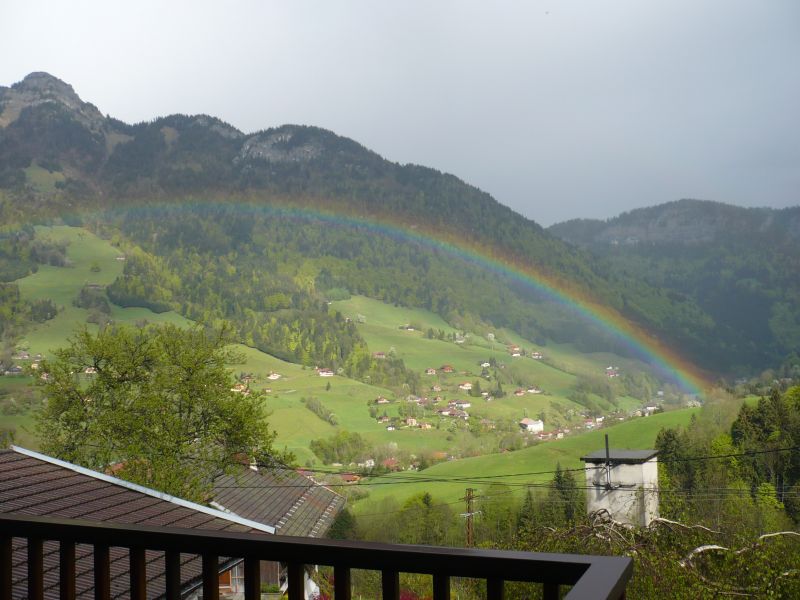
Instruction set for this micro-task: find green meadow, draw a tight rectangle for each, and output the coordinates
[353,406,699,511]
[4,226,680,469]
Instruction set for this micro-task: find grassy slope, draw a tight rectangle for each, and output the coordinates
[3,227,678,467]
[354,407,698,511]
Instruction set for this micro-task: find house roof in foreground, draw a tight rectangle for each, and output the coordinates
[0,446,271,599]
[213,466,345,538]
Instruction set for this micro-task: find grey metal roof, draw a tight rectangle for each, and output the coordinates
[0,447,264,599]
[580,449,658,464]
[213,466,345,538]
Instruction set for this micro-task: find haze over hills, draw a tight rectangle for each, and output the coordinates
[0,72,797,377]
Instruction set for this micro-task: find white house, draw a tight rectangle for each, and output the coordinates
[581,448,659,527]
[318,369,334,377]
[519,418,544,433]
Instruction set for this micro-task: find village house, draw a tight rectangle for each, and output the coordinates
[267,372,282,380]
[1,446,343,599]
[357,458,376,469]
[419,422,432,430]
[386,425,396,431]
[317,368,334,377]
[373,351,386,359]
[480,361,491,368]
[440,364,455,373]
[527,386,542,394]
[431,384,442,392]
[531,351,543,360]
[230,383,248,393]
[382,457,401,471]
[519,418,545,433]
[375,396,390,404]
[339,473,361,483]
[458,382,473,391]
[514,389,526,397]
[405,417,418,427]
[425,367,437,375]
[453,400,471,409]
[605,366,620,378]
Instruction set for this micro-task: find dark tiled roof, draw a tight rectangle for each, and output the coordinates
[580,449,658,464]
[0,447,270,599]
[213,467,345,537]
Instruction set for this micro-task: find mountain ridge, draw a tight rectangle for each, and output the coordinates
[0,72,795,376]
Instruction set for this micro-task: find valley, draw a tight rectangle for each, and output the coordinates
[1,225,688,477]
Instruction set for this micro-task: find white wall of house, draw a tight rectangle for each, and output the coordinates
[583,458,659,527]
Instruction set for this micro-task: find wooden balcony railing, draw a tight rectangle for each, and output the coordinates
[0,513,632,600]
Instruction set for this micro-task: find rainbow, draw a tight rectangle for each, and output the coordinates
[103,198,709,395]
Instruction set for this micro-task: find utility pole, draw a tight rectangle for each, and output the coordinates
[463,488,475,547]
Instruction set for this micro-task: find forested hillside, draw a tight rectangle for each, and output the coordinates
[1,72,795,376]
[550,200,800,372]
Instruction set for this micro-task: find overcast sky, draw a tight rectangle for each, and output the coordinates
[1,1,797,225]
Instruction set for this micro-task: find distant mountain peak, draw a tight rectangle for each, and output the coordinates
[12,71,79,99]
[1,71,105,131]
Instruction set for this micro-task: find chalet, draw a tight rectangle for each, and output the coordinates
[386,425,396,431]
[318,368,334,377]
[595,416,605,424]
[605,366,620,378]
[453,400,471,409]
[425,368,437,375]
[531,352,543,360]
[231,383,248,393]
[431,384,442,392]
[419,422,432,430]
[458,382,473,391]
[375,397,391,405]
[644,406,658,415]
[480,361,491,368]
[405,417,418,427]
[267,372,282,380]
[514,389,526,397]
[440,364,455,373]
[382,457,400,471]
[527,386,542,394]
[519,418,544,433]
[377,415,390,423]
[511,351,522,358]
[240,374,256,383]
[339,473,361,483]
[0,446,343,599]
[584,419,595,429]
[538,432,554,441]
[436,408,452,417]
[373,351,386,359]
[357,458,376,469]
